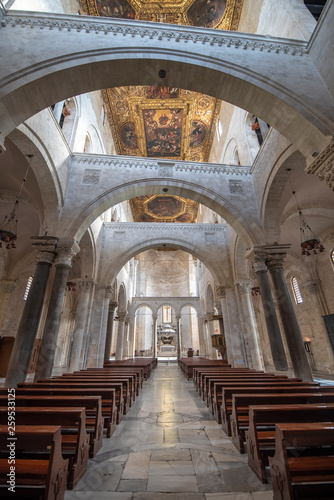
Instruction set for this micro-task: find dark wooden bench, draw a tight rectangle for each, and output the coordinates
[76,368,143,395]
[246,403,334,483]
[0,424,68,500]
[0,394,103,457]
[217,382,322,428]
[229,392,334,453]
[269,422,334,500]
[0,406,89,489]
[193,367,257,393]
[18,381,124,424]
[0,387,118,437]
[103,358,157,380]
[178,358,231,380]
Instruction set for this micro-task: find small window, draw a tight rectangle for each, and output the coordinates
[24,276,33,301]
[217,119,222,139]
[291,277,303,304]
[101,105,105,126]
[330,249,334,269]
[163,306,172,323]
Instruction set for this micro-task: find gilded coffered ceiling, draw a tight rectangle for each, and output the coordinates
[79,1,244,223]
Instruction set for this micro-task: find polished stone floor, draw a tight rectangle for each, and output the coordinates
[65,363,273,500]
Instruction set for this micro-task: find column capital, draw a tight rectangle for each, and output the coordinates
[215,285,226,298]
[75,279,94,293]
[109,301,118,312]
[55,238,80,267]
[31,236,58,264]
[118,311,127,322]
[246,246,267,272]
[265,252,287,272]
[152,314,158,322]
[235,280,253,295]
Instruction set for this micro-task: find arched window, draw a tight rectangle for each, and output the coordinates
[291,277,303,304]
[331,249,334,269]
[24,276,33,301]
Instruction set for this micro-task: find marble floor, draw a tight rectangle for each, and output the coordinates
[65,363,273,500]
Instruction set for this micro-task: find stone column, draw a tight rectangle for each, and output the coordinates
[248,248,289,372]
[235,281,263,371]
[265,246,313,381]
[86,284,111,368]
[34,238,79,380]
[115,311,126,360]
[128,317,136,358]
[176,315,181,359]
[152,314,158,358]
[5,236,58,387]
[104,301,118,363]
[219,287,246,367]
[216,287,233,365]
[205,313,217,359]
[68,279,94,372]
[123,317,130,359]
[0,280,17,337]
[197,314,206,357]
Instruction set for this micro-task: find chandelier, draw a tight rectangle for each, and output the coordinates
[287,169,324,256]
[0,154,33,249]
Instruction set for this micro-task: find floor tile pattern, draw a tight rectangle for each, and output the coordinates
[65,363,273,499]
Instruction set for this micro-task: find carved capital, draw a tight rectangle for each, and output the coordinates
[109,301,118,313]
[31,236,58,264]
[235,281,252,295]
[118,311,127,322]
[265,253,287,272]
[246,246,267,273]
[105,285,113,299]
[55,238,80,267]
[215,286,226,299]
[76,279,93,294]
[306,139,334,191]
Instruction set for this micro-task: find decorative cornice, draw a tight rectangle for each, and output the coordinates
[74,154,251,176]
[2,11,307,56]
[105,222,225,232]
[305,139,334,191]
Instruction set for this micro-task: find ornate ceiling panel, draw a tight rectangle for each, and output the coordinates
[80,1,244,30]
[130,194,198,223]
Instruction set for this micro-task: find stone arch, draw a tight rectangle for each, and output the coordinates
[180,304,199,354]
[117,282,127,312]
[69,179,264,248]
[0,14,332,158]
[205,283,215,315]
[222,138,239,165]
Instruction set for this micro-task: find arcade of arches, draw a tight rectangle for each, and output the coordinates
[0,0,334,412]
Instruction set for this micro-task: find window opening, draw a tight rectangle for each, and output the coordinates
[24,276,33,301]
[291,277,303,304]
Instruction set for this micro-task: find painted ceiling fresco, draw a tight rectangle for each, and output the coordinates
[79,1,244,223]
[80,1,243,30]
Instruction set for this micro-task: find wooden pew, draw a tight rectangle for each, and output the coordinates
[0,394,103,457]
[77,368,143,395]
[0,407,89,489]
[217,382,322,428]
[0,425,68,500]
[0,387,118,437]
[229,392,334,453]
[246,403,334,483]
[18,381,124,424]
[178,358,231,380]
[269,423,334,500]
[103,358,157,380]
[193,367,260,393]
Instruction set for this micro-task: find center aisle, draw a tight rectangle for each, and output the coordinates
[66,363,272,500]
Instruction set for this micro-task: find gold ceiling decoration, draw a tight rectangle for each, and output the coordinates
[80,0,244,31]
[130,194,199,223]
[102,86,220,162]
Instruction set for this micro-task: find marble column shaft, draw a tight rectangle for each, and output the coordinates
[152,315,157,358]
[104,301,118,362]
[5,236,58,387]
[34,238,79,380]
[115,312,126,360]
[86,284,110,368]
[223,287,246,367]
[251,253,288,372]
[128,317,136,358]
[236,281,263,371]
[68,279,94,372]
[176,316,181,360]
[197,314,206,356]
[266,250,313,381]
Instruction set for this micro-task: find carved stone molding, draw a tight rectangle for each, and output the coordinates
[76,279,93,294]
[105,222,225,232]
[74,154,251,176]
[265,253,286,272]
[55,238,80,267]
[235,281,252,295]
[215,286,226,299]
[2,12,307,55]
[109,300,118,312]
[306,139,334,191]
[118,311,127,322]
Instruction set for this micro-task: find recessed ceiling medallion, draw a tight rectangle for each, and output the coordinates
[130,194,198,223]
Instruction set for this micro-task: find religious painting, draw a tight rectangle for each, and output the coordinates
[187,0,226,29]
[120,122,138,149]
[175,213,193,223]
[96,0,135,19]
[143,108,183,158]
[140,213,156,222]
[145,86,180,100]
[146,196,183,218]
[163,306,172,323]
[189,121,207,148]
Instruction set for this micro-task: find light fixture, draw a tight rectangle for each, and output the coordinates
[287,169,324,256]
[0,154,33,249]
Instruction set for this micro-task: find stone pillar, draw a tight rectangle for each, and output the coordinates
[68,280,94,372]
[123,317,130,359]
[86,284,111,368]
[34,238,79,380]
[235,281,263,371]
[104,301,118,363]
[152,314,158,358]
[128,317,136,358]
[176,315,181,360]
[205,313,217,359]
[5,236,58,387]
[115,311,126,360]
[216,287,233,365]
[197,314,206,357]
[0,280,17,337]
[219,286,246,367]
[248,248,289,372]
[265,246,313,381]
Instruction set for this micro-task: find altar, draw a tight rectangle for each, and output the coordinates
[160,345,176,354]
